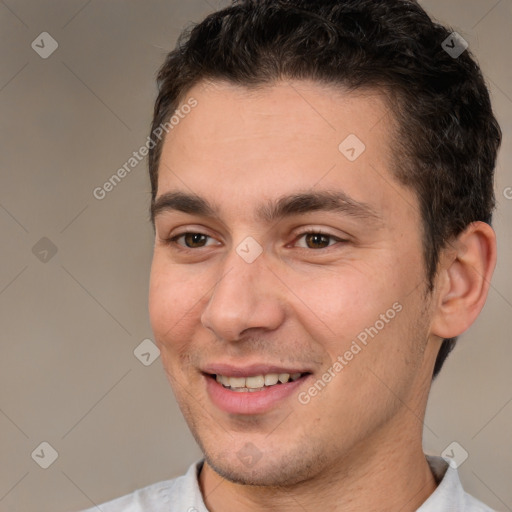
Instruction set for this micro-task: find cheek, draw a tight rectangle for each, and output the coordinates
[297,264,395,332]
[148,258,197,348]
[295,259,418,372]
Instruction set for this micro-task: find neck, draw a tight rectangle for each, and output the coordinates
[199,417,438,512]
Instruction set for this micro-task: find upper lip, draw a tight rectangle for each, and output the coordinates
[202,363,311,378]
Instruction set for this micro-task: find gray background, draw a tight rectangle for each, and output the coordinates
[0,1,510,511]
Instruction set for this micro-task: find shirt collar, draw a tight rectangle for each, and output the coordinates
[417,455,467,511]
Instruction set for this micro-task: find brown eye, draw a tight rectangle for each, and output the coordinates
[304,233,331,249]
[166,232,216,249]
[294,231,342,250]
[182,233,208,248]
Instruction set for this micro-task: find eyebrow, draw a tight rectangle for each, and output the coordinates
[150,190,382,226]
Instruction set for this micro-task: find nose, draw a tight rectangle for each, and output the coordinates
[200,249,285,342]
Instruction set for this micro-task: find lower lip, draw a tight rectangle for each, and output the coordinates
[204,374,310,415]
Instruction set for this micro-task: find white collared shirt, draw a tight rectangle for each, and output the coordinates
[79,455,495,511]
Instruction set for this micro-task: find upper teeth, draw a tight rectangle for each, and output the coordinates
[216,373,302,390]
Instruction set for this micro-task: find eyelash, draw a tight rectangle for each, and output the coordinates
[163,229,347,252]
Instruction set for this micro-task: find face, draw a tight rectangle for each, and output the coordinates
[149,79,438,486]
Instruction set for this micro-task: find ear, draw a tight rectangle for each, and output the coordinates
[430,221,497,339]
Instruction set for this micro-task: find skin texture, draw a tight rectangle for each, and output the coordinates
[148,79,496,512]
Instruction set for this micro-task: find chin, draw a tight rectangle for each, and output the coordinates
[203,446,323,488]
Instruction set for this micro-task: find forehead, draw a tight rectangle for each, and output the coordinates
[166,78,394,151]
[155,79,414,228]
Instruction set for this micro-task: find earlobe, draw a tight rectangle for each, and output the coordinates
[430,221,497,339]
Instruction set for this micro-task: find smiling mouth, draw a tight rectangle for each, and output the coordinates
[209,372,309,392]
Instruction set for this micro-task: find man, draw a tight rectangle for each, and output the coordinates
[83,0,501,510]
